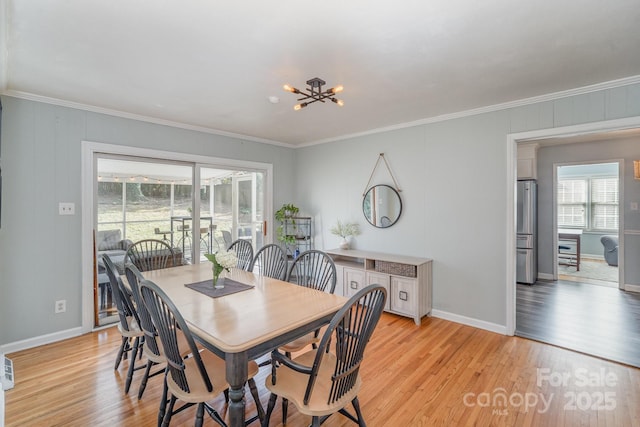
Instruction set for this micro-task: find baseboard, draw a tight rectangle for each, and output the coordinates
[431,309,507,335]
[624,284,640,293]
[537,272,554,281]
[0,327,83,355]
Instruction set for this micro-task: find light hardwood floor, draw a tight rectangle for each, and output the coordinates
[5,313,640,426]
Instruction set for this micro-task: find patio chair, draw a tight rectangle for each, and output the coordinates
[262,284,387,427]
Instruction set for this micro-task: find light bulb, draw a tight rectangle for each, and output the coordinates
[337,99,344,106]
[331,85,344,94]
[283,84,295,93]
[294,104,302,111]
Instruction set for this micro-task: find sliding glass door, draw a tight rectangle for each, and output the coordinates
[94,156,267,327]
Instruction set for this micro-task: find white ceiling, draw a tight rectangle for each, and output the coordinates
[2,0,640,146]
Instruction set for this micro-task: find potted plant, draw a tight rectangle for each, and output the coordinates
[330,220,360,249]
[275,203,300,246]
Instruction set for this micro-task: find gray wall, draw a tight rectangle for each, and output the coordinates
[295,83,640,327]
[1,80,640,348]
[537,138,640,277]
[0,96,295,345]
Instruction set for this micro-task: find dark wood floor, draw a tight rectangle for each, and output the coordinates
[516,279,640,368]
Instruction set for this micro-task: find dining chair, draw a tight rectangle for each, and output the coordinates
[125,263,179,401]
[126,239,176,272]
[249,243,287,280]
[261,284,387,427]
[139,278,265,427]
[228,238,254,271]
[102,255,146,394]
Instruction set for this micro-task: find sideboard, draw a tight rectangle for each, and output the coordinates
[325,249,432,325]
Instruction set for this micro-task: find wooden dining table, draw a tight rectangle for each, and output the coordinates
[142,262,348,427]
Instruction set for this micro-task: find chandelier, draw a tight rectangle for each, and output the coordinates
[283,77,344,110]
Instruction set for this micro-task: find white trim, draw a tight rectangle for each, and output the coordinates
[0,327,83,355]
[623,229,640,235]
[81,142,274,334]
[625,284,640,293]
[2,90,293,148]
[301,75,640,147]
[506,116,640,336]
[431,310,507,335]
[537,272,554,281]
[3,76,640,148]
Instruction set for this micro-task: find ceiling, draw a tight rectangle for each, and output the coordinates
[2,0,640,146]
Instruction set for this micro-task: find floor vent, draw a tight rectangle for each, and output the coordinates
[2,356,14,390]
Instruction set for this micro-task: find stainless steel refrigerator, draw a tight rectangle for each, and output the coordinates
[517,179,537,284]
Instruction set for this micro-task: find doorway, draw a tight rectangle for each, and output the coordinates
[555,162,621,288]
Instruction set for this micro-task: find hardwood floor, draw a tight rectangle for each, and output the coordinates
[6,312,640,426]
[516,280,640,368]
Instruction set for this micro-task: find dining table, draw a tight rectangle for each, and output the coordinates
[142,262,348,427]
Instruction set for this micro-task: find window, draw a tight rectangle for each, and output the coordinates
[557,176,618,231]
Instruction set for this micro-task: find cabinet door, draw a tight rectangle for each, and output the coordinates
[390,276,417,317]
[344,267,365,298]
[366,271,390,311]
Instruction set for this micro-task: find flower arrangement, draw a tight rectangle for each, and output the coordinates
[204,250,238,288]
[330,220,360,249]
[330,220,360,239]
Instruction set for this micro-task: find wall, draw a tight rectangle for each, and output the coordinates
[0,96,295,346]
[295,82,640,329]
[537,138,640,278]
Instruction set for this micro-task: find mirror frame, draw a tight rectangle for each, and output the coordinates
[362,184,402,228]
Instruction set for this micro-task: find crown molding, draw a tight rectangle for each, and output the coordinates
[300,75,640,148]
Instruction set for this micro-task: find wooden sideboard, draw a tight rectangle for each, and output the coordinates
[325,249,432,325]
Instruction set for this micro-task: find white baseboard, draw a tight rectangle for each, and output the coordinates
[0,327,83,355]
[537,272,554,281]
[624,284,640,293]
[431,309,507,335]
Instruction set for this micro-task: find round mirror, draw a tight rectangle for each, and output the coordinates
[362,184,402,228]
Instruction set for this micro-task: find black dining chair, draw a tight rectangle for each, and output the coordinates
[228,238,254,271]
[249,243,287,280]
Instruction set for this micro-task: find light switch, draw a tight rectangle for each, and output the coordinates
[59,202,75,215]
[631,202,638,211]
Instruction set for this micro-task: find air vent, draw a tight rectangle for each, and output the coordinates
[2,356,14,390]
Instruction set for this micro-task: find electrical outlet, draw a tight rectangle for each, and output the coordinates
[55,300,66,314]
[58,202,75,215]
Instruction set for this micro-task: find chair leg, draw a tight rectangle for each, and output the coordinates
[352,397,366,427]
[138,360,154,399]
[311,416,321,427]
[124,337,141,393]
[282,397,289,424]
[161,395,177,427]
[247,378,265,421]
[204,403,227,427]
[158,370,169,427]
[262,393,277,427]
[195,402,205,427]
[115,336,128,370]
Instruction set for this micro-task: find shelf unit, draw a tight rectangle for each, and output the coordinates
[325,248,432,325]
[281,216,313,258]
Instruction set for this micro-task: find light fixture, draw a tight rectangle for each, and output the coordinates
[283,77,344,110]
[635,160,640,180]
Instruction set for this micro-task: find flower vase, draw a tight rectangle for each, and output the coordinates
[339,237,350,250]
[213,267,226,289]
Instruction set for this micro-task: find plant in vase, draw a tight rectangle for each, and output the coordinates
[275,203,300,249]
[330,220,360,250]
[204,250,238,289]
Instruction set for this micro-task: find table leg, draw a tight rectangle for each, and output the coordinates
[226,351,248,427]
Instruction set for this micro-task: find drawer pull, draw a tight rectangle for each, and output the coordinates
[399,291,409,301]
[350,281,359,290]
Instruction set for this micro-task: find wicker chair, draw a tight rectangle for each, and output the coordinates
[228,239,254,271]
[249,244,287,280]
[262,285,387,427]
[139,278,264,426]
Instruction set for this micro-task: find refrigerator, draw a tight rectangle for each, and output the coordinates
[516,179,537,284]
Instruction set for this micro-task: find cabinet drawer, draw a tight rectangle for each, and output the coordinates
[390,276,417,316]
[344,267,365,298]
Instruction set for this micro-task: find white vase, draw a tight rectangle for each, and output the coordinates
[339,237,350,250]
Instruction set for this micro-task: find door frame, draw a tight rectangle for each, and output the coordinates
[505,116,640,336]
[81,141,273,333]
